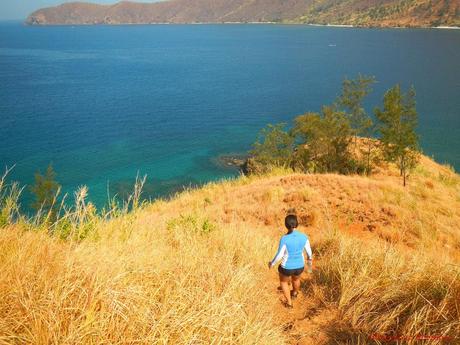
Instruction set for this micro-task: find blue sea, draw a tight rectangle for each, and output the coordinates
[1,22,459,209]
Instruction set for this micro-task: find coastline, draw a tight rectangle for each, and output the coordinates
[21,20,460,30]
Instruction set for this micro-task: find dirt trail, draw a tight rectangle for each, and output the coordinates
[267,260,341,345]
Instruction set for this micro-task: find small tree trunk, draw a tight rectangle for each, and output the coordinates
[402,156,406,186]
[366,142,371,176]
[400,154,406,177]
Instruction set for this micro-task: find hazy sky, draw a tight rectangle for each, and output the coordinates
[0,0,156,20]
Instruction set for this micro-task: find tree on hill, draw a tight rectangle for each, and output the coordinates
[293,106,353,173]
[246,78,422,179]
[375,85,419,186]
[248,123,294,173]
[338,74,376,174]
[30,164,61,218]
[338,74,375,140]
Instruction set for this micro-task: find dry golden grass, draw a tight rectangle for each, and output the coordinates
[1,155,459,344]
[0,219,283,344]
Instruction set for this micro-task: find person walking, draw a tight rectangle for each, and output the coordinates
[268,214,313,308]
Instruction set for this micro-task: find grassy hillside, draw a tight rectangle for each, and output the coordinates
[1,154,460,344]
[294,0,460,27]
[26,0,460,27]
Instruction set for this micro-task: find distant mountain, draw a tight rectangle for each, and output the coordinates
[26,0,460,27]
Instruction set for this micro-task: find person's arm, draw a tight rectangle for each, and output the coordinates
[268,239,286,269]
[304,238,313,272]
[304,238,313,261]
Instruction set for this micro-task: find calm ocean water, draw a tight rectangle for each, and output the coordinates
[1,22,459,208]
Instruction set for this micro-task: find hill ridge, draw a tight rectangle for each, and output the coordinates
[26,0,460,27]
[1,152,459,342]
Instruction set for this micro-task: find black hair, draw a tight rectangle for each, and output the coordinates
[285,214,298,231]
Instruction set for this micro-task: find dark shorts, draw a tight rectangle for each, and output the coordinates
[278,266,304,277]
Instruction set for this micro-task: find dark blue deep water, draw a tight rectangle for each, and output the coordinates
[1,22,459,208]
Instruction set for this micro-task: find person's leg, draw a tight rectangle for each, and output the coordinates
[279,272,292,306]
[278,282,291,291]
[291,274,301,297]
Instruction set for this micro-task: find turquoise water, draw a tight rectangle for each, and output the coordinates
[1,23,459,208]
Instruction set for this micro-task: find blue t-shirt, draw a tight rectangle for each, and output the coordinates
[271,230,312,269]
